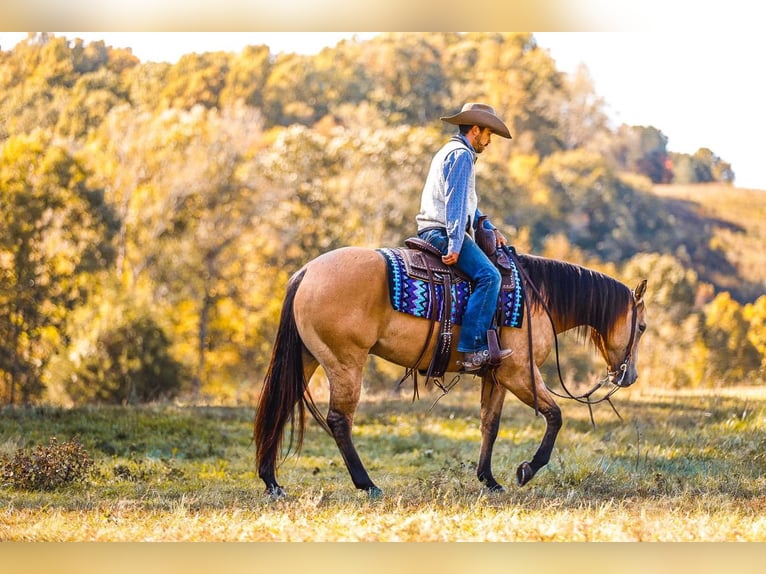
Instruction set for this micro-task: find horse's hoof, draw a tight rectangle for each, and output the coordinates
[366,486,384,500]
[516,462,535,486]
[266,485,287,500]
[486,482,506,494]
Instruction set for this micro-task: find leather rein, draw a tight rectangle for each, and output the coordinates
[505,246,639,428]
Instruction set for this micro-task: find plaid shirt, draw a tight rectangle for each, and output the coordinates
[416,134,493,254]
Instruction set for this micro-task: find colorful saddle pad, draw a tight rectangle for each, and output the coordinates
[377,247,524,329]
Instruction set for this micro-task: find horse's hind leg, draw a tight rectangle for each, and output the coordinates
[477,375,508,492]
[323,361,382,497]
[257,351,319,498]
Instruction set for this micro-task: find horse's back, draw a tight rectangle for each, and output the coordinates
[294,246,447,368]
[301,246,387,303]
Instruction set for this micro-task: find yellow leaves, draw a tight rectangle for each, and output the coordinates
[508,153,553,207]
[540,148,607,189]
[701,292,762,382]
[508,153,540,185]
[743,297,766,371]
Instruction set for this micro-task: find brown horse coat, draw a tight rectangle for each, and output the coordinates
[255,246,647,497]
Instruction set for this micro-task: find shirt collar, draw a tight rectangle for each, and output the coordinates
[457,133,475,151]
[455,133,477,163]
[450,133,477,159]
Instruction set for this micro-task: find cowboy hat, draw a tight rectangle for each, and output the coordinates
[440,102,512,139]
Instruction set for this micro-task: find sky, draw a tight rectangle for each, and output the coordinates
[1,31,764,190]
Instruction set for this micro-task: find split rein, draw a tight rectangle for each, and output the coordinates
[507,247,638,429]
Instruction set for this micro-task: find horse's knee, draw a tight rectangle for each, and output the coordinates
[544,403,562,430]
[480,413,501,438]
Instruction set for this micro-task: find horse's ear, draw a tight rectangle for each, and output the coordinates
[633,279,647,303]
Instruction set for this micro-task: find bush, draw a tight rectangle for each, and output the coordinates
[65,315,186,404]
[0,436,93,490]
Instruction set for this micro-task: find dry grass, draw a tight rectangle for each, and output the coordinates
[2,385,766,541]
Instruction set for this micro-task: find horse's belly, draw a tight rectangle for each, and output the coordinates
[371,315,462,370]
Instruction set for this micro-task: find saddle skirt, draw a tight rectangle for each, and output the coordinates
[377,243,524,329]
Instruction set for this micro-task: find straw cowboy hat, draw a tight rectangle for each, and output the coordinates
[440,102,512,139]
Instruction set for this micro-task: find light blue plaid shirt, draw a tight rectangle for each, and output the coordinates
[416,134,495,254]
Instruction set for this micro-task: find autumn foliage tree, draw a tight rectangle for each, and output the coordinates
[0,31,760,404]
[0,131,116,403]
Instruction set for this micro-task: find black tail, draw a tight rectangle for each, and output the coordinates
[254,268,312,487]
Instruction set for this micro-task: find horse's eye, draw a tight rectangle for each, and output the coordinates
[638,323,646,333]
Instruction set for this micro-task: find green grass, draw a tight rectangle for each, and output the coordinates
[2,385,766,541]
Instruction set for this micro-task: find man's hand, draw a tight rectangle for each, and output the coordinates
[494,229,507,246]
[442,252,459,265]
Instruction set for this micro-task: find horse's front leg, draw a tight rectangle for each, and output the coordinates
[513,367,562,486]
[477,374,507,492]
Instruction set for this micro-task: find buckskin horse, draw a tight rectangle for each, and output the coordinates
[254,244,647,498]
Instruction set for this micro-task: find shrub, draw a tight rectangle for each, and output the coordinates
[65,315,186,404]
[0,436,93,490]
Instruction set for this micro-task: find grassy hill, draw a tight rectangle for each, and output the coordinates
[649,183,766,302]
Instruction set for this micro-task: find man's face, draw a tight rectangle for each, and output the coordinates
[472,127,493,154]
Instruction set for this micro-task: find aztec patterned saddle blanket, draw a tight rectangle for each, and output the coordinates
[377,241,525,330]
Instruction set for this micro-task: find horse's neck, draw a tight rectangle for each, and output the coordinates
[521,254,624,337]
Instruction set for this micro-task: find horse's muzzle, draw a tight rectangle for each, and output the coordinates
[608,362,638,387]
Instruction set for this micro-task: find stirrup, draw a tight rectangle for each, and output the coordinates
[487,328,513,366]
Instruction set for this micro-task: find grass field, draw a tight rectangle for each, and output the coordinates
[2,383,766,542]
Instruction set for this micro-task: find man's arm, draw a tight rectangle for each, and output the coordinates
[442,150,473,263]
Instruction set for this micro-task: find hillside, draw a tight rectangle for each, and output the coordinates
[649,183,766,302]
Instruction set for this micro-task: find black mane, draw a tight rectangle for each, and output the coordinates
[516,253,632,339]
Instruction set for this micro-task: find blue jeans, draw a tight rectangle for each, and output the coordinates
[417,228,501,353]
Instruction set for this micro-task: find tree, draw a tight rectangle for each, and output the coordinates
[158,51,231,110]
[702,292,761,384]
[355,33,447,126]
[621,253,706,388]
[670,148,735,184]
[62,313,185,405]
[608,124,672,183]
[260,42,373,128]
[530,149,675,261]
[0,33,137,140]
[459,32,566,159]
[56,67,131,138]
[557,64,611,151]
[219,44,272,110]
[0,132,116,404]
[743,296,766,376]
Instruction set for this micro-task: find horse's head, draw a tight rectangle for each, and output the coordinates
[592,279,647,388]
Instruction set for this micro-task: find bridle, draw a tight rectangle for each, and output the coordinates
[505,246,640,428]
[604,295,638,387]
[542,294,638,427]
[604,298,639,388]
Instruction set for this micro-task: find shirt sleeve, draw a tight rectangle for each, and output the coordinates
[442,149,473,254]
[476,208,496,231]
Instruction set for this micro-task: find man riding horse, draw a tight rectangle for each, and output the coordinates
[416,102,514,372]
[254,102,649,498]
